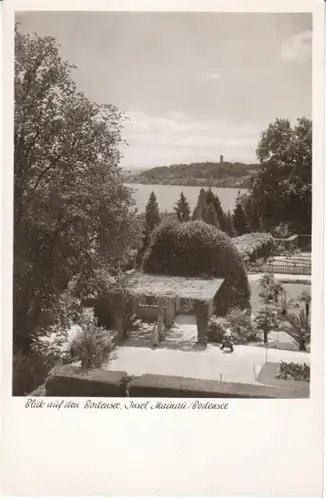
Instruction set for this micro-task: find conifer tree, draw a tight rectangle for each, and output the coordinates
[145,191,161,231]
[232,191,250,235]
[198,188,227,232]
[174,191,191,222]
[192,189,205,220]
[203,203,219,228]
[226,210,235,237]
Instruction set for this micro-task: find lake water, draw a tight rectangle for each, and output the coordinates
[127,184,247,213]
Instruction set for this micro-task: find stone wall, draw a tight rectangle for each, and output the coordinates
[44,367,309,399]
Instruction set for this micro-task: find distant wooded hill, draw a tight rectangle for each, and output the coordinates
[124,161,259,187]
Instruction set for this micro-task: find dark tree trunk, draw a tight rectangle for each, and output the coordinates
[263,329,268,344]
[305,303,309,319]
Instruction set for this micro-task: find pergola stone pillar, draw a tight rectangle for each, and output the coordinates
[194,300,209,345]
[208,299,214,318]
[165,295,175,328]
[157,297,165,340]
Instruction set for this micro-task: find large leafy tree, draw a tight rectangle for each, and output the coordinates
[14,27,140,354]
[249,117,312,234]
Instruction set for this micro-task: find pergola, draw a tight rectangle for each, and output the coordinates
[121,271,224,331]
[123,270,224,301]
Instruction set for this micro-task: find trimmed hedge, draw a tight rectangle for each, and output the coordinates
[128,374,307,398]
[142,220,250,316]
[45,366,129,397]
[233,233,278,262]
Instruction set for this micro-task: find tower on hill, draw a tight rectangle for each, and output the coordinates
[220,154,224,164]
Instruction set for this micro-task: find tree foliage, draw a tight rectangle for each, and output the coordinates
[299,290,311,319]
[249,117,312,234]
[253,306,279,344]
[192,187,232,235]
[232,191,250,235]
[202,202,219,228]
[145,191,161,231]
[282,309,311,352]
[174,191,191,222]
[14,27,140,355]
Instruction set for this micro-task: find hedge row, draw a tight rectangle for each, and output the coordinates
[44,366,309,398]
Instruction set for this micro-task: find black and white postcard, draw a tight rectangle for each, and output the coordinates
[1,0,324,496]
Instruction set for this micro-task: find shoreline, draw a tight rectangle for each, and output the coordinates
[125,180,248,189]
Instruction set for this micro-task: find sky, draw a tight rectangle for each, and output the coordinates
[17,12,312,169]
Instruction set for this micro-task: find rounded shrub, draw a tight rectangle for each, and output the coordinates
[232,232,278,262]
[142,220,251,315]
[70,319,114,369]
[207,316,228,342]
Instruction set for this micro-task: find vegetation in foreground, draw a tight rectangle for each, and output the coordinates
[276,362,310,382]
[13,27,141,394]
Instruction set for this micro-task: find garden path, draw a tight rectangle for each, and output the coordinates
[106,337,309,386]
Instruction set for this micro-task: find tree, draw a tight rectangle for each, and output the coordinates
[135,222,151,268]
[226,210,235,237]
[259,273,284,306]
[192,188,230,233]
[225,307,252,341]
[253,306,279,344]
[14,28,140,356]
[174,191,191,222]
[299,290,311,319]
[232,192,250,235]
[205,188,229,232]
[202,202,219,228]
[250,117,312,234]
[240,193,261,232]
[277,290,298,316]
[282,309,310,352]
[145,191,161,231]
[192,188,206,220]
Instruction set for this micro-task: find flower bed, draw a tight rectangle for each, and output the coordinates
[276,361,310,382]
